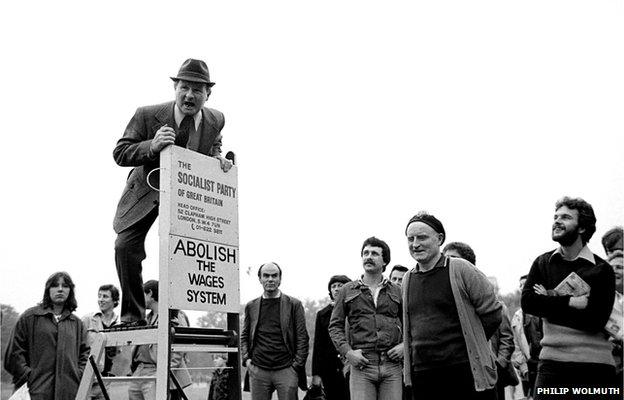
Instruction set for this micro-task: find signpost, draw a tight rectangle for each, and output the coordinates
[77,147,241,400]
[158,146,240,399]
[160,145,239,313]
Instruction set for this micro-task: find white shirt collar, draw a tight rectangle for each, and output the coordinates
[551,245,596,264]
[94,310,119,322]
[174,105,202,131]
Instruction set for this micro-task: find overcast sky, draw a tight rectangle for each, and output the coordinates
[1,1,622,321]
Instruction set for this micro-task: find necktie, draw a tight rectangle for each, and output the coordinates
[176,116,194,147]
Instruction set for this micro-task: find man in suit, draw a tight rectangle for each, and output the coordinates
[241,262,309,400]
[112,59,233,326]
[311,275,351,400]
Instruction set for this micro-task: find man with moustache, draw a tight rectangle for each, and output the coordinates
[329,237,403,400]
[521,197,616,398]
[311,275,352,400]
[402,212,502,400]
[113,59,233,327]
[241,262,309,400]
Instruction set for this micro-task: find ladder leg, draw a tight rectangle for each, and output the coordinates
[169,371,189,400]
[75,333,106,400]
[89,355,111,400]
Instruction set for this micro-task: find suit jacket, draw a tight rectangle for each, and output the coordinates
[241,293,309,390]
[113,101,224,233]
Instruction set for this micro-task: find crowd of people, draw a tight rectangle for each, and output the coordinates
[3,203,623,400]
[240,197,623,400]
[3,57,622,400]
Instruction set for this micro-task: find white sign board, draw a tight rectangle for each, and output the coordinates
[159,146,239,313]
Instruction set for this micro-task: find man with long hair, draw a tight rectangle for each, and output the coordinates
[4,271,90,400]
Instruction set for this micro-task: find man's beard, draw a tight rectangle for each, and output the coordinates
[553,225,580,246]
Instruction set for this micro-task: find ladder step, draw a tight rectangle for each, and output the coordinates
[172,327,237,346]
[172,344,239,353]
[99,329,158,346]
[104,324,156,332]
[100,376,157,381]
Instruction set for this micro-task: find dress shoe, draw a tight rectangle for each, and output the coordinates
[109,319,148,330]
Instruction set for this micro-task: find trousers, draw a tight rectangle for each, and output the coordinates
[349,352,402,400]
[249,364,299,400]
[115,207,158,322]
[128,364,156,400]
[534,360,618,400]
[411,362,497,400]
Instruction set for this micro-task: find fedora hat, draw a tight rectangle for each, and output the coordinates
[170,58,215,87]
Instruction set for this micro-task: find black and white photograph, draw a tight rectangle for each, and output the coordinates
[1,1,622,399]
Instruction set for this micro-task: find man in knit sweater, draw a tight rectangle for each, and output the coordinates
[521,197,617,398]
[402,212,502,400]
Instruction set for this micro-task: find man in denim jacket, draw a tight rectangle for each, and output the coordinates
[329,237,403,400]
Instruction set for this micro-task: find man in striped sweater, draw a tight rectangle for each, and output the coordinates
[521,196,617,398]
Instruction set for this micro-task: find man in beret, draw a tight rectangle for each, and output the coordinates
[311,275,352,400]
[112,59,233,326]
[402,212,502,400]
[329,237,404,400]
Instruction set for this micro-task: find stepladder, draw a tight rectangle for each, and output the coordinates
[76,146,241,399]
[76,321,241,400]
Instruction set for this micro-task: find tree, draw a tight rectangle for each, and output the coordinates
[196,311,228,329]
[1,304,20,384]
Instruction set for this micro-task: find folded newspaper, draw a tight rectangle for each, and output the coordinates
[553,272,590,296]
[554,272,623,340]
[605,292,623,341]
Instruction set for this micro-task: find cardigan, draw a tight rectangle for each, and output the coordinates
[402,257,502,391]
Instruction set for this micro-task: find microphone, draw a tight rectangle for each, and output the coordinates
[225,151,236,165]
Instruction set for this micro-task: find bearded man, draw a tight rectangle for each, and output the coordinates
[521,196,617,399]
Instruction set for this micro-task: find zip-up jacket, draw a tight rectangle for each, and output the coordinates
[329,278,402,356]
